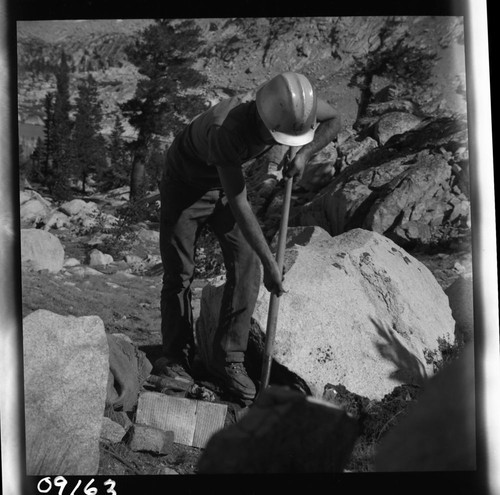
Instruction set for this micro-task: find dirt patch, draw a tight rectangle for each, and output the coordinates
[98,439,202,476]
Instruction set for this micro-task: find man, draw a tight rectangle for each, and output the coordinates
[158,72,341,401]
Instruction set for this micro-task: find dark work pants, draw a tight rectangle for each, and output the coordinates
[159,169,261,365]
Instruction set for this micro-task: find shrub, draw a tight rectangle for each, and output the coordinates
[97,201,155,259]
[194,225,225,279]
[424,334,464,374]
[324,382,423,472]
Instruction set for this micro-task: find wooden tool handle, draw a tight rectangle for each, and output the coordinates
[260,176,294,390]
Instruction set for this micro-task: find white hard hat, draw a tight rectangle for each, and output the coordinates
[256,72,318,146]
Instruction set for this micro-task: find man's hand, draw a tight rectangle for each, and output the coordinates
[282,151,307,180]
[280,98,341,181]
[263,259,286,296]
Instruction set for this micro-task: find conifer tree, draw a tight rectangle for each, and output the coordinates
[41,92,54,182]
[29,137,44,183]
[51,51,73,200]
[122,19,207,201]
[71,73,107,194]
[100,114,131,190]
[32,137,43,167]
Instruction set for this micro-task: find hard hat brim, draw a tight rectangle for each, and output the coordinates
[270,128,316,147]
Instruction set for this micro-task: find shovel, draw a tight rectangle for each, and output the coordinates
[259,171,294,392]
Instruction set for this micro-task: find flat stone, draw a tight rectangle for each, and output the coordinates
[101,417,126,443]
[126,424,174,454]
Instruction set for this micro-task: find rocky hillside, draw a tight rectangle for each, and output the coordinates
[17,17,466,139]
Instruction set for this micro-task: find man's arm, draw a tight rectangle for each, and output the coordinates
[217,165,285,296]
[284,98,341,179]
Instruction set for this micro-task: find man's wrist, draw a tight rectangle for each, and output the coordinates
[260,253,277,272]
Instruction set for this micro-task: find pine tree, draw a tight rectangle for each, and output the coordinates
[145,137,164,190]
[51,51,73,200]
[71,73,107,194]
[100,114,130,190]
[122,19,207,201]
[41,92,55,183]
[29,137,44,183]
[109,116,126,165]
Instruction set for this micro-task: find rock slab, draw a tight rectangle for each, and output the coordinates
[135,391,227,448]
[23,310,109,475]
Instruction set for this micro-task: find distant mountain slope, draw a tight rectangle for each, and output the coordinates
[17,17,466,147]
[17,19,153,72]
[16,19,154,43]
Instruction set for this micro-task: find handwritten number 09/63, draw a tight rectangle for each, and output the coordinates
[37,477,117,495]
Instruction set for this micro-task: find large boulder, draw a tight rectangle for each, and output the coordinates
[21,228,65,273]
[43,211,71,230]
[197,386,359,473]
[59,199,108,232]
[19,190,53,228]
[19,198,51,227]
[59,199,100,217]
[20,189,52,208]
[197,227,455,400]
[23,310,109,475]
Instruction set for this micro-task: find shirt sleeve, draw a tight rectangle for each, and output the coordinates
[206,125,244,168]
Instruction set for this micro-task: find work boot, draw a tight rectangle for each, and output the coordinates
[153,356,193,384]
[209,362,256,400]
